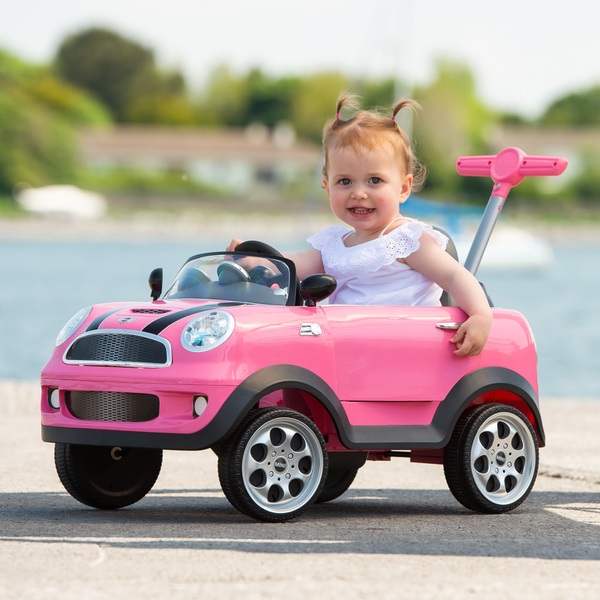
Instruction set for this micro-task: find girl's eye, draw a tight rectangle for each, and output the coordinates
[369,177,383,184]
[339,178,351,185]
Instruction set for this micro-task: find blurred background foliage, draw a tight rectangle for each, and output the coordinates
[2,26,600,214]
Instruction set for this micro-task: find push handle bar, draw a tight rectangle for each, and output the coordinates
[456,147,568,199]
[454,147,567,276]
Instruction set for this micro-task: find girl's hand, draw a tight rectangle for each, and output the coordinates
[226,238,244,252]
[450,315,491,357]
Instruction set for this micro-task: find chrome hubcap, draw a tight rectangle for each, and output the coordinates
[241,417,324,514]
[471,412,536,505]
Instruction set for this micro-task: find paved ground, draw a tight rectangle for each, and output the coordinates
[1,382,599,600]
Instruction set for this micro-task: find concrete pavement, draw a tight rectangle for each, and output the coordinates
[1,381,599,600]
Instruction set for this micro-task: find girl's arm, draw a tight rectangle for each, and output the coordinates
[405,233,493,356]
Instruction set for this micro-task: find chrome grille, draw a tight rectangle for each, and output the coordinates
[66,391,159,422]
[65,330,171,367]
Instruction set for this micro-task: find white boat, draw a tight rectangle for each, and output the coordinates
[17,185,107,220]
[455,225,554,271]
[407,196,554,271]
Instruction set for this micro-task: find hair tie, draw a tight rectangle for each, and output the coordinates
[335,112,341,119]
[391,115,396,122]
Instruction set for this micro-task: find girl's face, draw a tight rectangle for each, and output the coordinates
[322,143,413,241]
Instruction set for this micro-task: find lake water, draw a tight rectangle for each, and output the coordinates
[1,233,599,399]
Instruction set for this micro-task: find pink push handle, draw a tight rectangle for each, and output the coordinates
[456,147,568,199]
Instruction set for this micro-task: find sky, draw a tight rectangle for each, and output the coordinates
[2,0,600,118]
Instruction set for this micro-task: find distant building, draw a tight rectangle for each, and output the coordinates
[79,125,322,199]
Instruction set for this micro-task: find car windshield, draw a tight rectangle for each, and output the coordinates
[163,252,296,306]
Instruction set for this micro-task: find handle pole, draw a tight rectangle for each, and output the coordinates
[463,194,505,275]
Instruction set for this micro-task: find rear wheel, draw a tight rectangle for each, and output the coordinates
[443,404,539,513]
[316,452,367,503]
[55,443,162,509]
[218,408,328,522]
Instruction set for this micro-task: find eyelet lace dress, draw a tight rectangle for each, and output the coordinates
[307,221,448,306]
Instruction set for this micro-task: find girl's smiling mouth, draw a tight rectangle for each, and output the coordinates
[349,207,374,215]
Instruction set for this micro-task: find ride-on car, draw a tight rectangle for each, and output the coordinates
[40,148,567,522]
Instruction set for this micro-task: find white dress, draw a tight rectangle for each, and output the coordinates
[307,221,448,306]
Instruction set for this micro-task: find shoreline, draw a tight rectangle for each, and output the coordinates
[0,210,338,243]
[1,213,599,244]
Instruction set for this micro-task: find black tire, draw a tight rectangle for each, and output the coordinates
[218,408,328,522]
[54,443,162,509]
[443,404,539,513]
[316,468,358,503]
[316,452,367,503]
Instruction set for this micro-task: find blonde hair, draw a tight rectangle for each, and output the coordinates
[322,94,426,192]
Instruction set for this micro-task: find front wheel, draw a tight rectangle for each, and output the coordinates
[218,408,328,522]
[443,404,539,513]
[55,443,163,509]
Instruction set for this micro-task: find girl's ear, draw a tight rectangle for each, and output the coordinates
[399,174,413,205]
[322,176,331,197]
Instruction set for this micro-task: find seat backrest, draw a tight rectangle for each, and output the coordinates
[432,226,458,307]
[433,225,493,308]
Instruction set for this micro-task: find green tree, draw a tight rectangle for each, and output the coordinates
[290,71,349,143]
[0,49,109,194]
[539,85,600,127]
[413,60,494,200]
[197,64,249,126]
[241,69,300,127]
[55,27,191,123]
[358,78,397,110]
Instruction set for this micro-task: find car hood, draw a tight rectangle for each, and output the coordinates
[82,299,246,336]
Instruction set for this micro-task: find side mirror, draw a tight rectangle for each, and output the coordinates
[149,268,163,301]
[299,274,337,307]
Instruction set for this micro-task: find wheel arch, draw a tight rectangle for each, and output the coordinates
[441,367,545,447]
[222,365,350,442]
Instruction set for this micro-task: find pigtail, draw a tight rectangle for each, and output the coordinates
[391,98,420,124]
[390,98,426,192]
[333,93,361,125]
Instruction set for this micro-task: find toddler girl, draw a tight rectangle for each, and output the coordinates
[229,94,492,356]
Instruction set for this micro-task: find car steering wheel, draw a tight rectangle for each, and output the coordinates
[235,240,285,257]
[235,240,302,305]
[218,241,285,286]
[217,261,251,285]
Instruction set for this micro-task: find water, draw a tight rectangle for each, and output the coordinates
[1,235,599,399]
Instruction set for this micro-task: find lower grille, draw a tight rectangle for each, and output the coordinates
[66,391,159,422]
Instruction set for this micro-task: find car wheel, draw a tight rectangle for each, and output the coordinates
[316,451,367,503]
[443,404,539,513]
[218,408,328,522]
[54,443,162,509]
[316,468,358,503]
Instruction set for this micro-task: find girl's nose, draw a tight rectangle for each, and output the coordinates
[351,185,367,199]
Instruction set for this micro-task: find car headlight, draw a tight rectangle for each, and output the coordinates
[181,310,235,352]
[55,306,92,346]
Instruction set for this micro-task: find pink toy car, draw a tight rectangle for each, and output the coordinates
[40,148,567,522]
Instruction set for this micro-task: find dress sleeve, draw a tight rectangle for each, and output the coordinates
[382,221,449,261]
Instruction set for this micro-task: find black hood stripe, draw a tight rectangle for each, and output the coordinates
[86,307,128,331]
[85,302,243,335]
[142,302,243,335]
